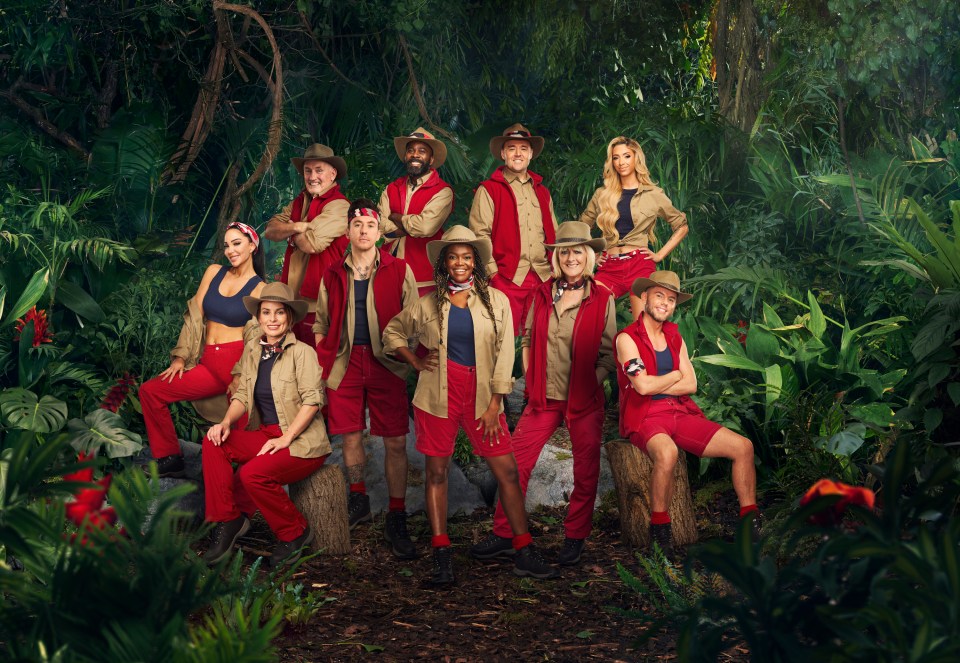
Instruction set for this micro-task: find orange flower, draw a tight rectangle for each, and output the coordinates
[14,307,53,347]
[800,479,876,526]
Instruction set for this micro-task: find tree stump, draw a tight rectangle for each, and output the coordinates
[290,464,350,555]
[606,439,697,550]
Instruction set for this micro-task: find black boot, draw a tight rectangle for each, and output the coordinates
[204,515,250,565]
[557,537,585,566]
[347,492,371,529]
[270,525,314,568]
[513,544,560,579]
[384,511,417,560]
[428,546,455,586]
[153,454,185,478]
[649,522,673,556]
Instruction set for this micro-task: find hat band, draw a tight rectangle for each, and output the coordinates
[552,237,593,245]
[506,130,531,138]
[409,132,429,139]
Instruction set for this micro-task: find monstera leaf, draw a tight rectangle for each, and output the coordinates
[67,408,143,458]
[0,388,68,432]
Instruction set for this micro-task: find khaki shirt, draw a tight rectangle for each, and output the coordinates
[378,172,454,286]
[312,253,418,389]
[382,288,514,419]
[520,281,618,401]
[469,170,557,284]
[579,184,686,248]
[231,332,330,459]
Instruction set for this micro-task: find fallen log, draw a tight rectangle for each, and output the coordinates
[290,463,350,555]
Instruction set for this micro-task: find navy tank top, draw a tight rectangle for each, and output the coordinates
[202,266,262,327]
[651,346,674,401]
[353,279,371,346]
[616,189,637,239]
[446,305,476,366]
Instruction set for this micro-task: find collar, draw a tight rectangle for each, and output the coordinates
[304,182,338,200]
[406,169,435,190]
[503,169,531,185]
[344,249,381,275]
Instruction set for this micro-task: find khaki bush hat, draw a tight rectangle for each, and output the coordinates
[393,127,447,168]
[543,221,606,252]
[489,123,545,160]
[243,282,308,323]
[291,143,347,180]
[426,225,493,269]
[630,271,693,304]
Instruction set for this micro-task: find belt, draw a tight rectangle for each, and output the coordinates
[603,249,643,261]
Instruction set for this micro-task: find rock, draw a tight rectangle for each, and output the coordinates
[138,439,205,523]
[504,376,526,416]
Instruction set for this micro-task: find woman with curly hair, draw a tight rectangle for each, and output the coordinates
[382,225,558,586]
[579,136,688,318]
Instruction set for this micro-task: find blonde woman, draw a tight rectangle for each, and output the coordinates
[579,136,688,319]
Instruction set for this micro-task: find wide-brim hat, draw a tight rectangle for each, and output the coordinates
[291,143,347,180]
[393,127,447,169]
[243,282,308,324]
[630,271,693,304]
[543,221,606,252]
[426,225,493,271]
[489,123,545,160]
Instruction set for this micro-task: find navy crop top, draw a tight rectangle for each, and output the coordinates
[616,189,637,239]
[202,266,262,327]
[446,305,476,366]
[651,346,674,400]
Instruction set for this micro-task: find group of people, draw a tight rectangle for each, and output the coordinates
[138,124,759,584]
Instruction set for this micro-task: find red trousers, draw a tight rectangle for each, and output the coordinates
[493,399,604,540]
[202,424,327,541]
[490,270,544,335]
[140,341,244,459]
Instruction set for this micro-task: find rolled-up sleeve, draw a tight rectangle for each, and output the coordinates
[490,295,515,395]
[383,302,420,357]
[303,199,350,253]
[294,345,324,407]
[656,190,687,231]
[378,188,398,235]
[404,187,453,237]
[312,278,331,336]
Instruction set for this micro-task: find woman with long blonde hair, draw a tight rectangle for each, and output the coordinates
[579,136,688,318]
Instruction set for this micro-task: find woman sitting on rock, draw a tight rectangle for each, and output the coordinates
[382,225,558,585]
[472,221,616,566]
[202,282,330,567]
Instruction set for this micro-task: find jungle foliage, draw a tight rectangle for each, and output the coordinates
[1,0,959,659]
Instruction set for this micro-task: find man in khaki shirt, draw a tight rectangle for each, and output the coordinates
[313,200,418,558]
[264,144,351,345]
[379,128,454,295]
[469,123,559,335]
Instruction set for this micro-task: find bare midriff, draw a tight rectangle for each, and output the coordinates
[605,243,643,256]
[205,320,247,346]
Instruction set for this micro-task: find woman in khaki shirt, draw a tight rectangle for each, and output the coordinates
[382,225,558,586]
[472,222,617,567]
[202,282,330,568]
[579,136,689,318]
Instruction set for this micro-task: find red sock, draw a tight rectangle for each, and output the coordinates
[740,504,759,518]
[512,532,533,550]
[431,534,450,548]
[349,482,366,494]
[651,511,671,525]
[388,497,405,513]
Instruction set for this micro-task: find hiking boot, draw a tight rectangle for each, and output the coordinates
[428,546,455,586]
[153,454,185,478]
[347,492,371,529]
[204,515,250,565]
[557,537,585,566]
[748,511,764,542]
[469,532,515,560]
[513,544,560,579]
[270,525,314,568]
[649,523,673,556]
[384,511,417,560]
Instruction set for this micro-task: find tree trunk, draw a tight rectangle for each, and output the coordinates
[606,439,697,550]
[289,464,350,555]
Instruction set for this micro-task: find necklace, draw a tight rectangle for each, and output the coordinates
[354,262,372,279]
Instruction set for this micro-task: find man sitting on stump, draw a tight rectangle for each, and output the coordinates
[615,271,759,553]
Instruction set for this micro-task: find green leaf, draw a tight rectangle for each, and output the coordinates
[815,424,866,457]
[0,388,68,433]
[576,630,594,639]
[746,326,780,365]
[761,302,783,328]
[361,644,385,653]
[923,408,943,432]
[763,364,782,424]
[806,291,827,339]
[2,268,49,326]
[56,280,106,323]
[67,408,143,458]
[947,382,960,407]
[696,354,765,372]
[849,403,895,428]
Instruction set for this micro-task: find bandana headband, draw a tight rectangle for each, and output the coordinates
[352,207,380,221]
[226,222,260,249]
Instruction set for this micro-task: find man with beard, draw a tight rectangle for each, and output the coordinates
[469,123,557,335]
[615,271,759,554]
[265,144,351,345]
[379,128,454,296]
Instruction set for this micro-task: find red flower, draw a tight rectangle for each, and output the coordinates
[800,479,876,526]
[14,307,53,347]
[62,453,123,540]
[735,320,748,346]
[101,373,136,412]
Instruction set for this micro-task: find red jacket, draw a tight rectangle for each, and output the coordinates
[280,186,349,301]
[385,170,453,283]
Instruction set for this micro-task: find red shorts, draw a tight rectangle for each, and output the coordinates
[413,360,512,458]
[490,270,543,335]
[326,345,409,437]
[628,398,722,457]
[594,250,656,298]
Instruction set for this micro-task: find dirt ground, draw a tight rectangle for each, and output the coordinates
[231,487,749,662]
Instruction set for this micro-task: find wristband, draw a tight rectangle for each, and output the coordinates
[623,358,645,376]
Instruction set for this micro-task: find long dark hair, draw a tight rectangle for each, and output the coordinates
[432,246,498,342]
[224,224,266,280]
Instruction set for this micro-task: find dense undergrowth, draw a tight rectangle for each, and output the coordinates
[1,0,958,659]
